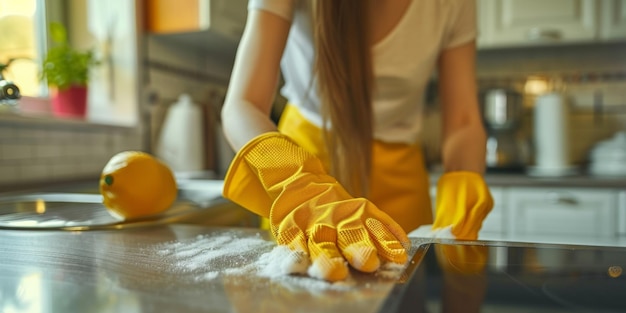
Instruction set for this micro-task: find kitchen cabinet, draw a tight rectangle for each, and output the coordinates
[617,190,626,236]
[145,0,248,55]
[478,187,506,235]
[146,0,248,39]
[430,176,626,242]
[600,0,626,39]
[477,0,599,48]
[507,187,619,237]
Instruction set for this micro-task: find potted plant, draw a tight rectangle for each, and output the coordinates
[41,22,98,118]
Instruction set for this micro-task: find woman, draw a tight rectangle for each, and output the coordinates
[221,0,493,282]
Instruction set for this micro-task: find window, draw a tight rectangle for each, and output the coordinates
[0,0,47,97]
[1,0,139,126]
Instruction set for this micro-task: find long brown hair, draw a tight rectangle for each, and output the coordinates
[311,0,374,197]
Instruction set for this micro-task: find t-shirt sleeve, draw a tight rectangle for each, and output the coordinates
[248,0,296,22]
[442,0,477,49]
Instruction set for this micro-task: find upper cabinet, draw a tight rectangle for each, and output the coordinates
[600,0,626,40]
[145,0,248,56]
[478,0,626,49]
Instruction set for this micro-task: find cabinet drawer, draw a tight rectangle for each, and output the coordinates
[507,188,618,237]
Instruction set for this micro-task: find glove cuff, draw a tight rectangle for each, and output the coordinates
[438,171,484,186]
[222,132,327,217]
[436,171,490,204]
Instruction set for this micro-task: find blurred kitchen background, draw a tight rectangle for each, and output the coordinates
[0,0,625,186]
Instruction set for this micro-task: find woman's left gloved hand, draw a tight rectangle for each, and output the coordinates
[432,172,493,240]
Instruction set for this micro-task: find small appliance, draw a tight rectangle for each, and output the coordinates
[480,88,529,172]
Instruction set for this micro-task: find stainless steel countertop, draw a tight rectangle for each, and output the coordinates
[0,225,420,313]
[0,179,260,230]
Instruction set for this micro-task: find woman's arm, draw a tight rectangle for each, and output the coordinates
[221,10,291,151]
[437,41,487,174]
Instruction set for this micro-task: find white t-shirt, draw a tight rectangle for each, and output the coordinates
[248,0,476,144]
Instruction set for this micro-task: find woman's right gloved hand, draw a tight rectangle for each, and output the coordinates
[222,132,410,282]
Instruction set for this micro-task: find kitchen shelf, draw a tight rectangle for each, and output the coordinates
[429,171,626,189]
[148,31,240,64]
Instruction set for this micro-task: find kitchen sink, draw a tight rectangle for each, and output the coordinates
[0,179,259,231]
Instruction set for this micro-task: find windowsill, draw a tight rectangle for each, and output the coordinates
[0,96,137,130]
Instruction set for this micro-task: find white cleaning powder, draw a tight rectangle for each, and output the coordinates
[154,231,407,291]
[257,245,310,277]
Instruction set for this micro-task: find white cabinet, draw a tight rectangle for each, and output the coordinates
[429,180,623,243]
[600,0,626,39]
[617,190,626,236]
[479,187,506,235]
[507,187,618,237]
[478,0,599,48]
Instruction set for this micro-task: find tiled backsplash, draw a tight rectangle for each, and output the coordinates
[0,119,142,191]
[421,42,626,167]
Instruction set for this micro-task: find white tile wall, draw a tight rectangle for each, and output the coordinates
[0,121,142,191]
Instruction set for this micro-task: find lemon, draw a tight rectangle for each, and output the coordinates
[100,151,177,220]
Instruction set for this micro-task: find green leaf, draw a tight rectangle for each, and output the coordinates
[40,23,98,89]
[49,22,67,44]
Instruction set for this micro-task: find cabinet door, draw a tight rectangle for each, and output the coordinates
[600,0,626,39]
[479,186,506,235]
[617,190,626,236]
[507,188,618,237]
[146,0,247,39]
[478,0,598,48]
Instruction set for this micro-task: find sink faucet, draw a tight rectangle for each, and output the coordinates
[0,59,22,108]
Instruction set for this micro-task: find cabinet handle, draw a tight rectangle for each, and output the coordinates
[547,192,578,206]
[526,28,562,41]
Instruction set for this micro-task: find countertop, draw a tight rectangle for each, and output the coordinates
[3,224,626,312]
[0,225,419,313]
[429,171,626,189]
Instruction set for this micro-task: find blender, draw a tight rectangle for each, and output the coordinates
[481,88,529,172]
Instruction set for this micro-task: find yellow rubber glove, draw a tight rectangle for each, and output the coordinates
[432,172,493,240]
[223,132,410,281]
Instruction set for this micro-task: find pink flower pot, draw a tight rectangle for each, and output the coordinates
[51,85,88,118]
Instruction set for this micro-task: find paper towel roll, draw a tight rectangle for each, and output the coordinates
[533,93,570,170]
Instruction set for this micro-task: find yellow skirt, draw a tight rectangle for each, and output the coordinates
[257,104,433,233]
